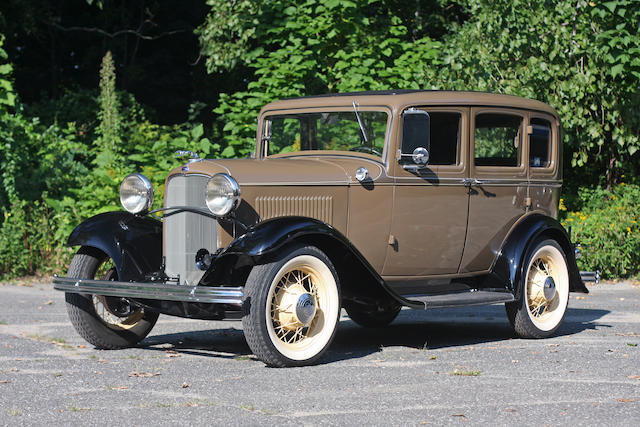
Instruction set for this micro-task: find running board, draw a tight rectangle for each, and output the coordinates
[404,291,515,309]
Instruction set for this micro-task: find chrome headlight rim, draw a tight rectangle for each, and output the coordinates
[119,173,154,214]
[205,173,241,216]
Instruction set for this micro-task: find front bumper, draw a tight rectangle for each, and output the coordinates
[52,276,244,305]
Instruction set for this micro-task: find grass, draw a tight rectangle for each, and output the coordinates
[449,369,482,377]
[6,407,19,416]
[69,406,91,412]
[0,320,7,325]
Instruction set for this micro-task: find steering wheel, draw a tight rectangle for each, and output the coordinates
[350,145,382,156]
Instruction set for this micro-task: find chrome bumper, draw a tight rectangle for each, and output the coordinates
[52,276,244,305]
[580,270,600,284]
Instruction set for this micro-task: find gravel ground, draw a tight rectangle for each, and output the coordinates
[0,281,639,425]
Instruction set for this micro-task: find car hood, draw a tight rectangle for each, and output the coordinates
[168,156,384,185]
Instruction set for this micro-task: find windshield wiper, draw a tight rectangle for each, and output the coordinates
[352,101,368,144]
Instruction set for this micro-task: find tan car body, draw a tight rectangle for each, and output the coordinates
[171,91,564,297]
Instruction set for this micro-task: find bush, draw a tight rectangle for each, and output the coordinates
[0,200,73,279]
[561,184,640,279]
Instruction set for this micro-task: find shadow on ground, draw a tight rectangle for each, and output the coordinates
[137,305,610,365]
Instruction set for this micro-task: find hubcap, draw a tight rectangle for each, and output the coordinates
[543,276,556,301]
[296,293,317,326]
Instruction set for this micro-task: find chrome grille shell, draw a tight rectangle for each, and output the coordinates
[164,174,218,286]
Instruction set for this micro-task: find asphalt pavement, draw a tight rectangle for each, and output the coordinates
[0,281,639,425]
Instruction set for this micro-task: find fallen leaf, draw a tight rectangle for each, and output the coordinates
[617,398,636,402]
[626,343,638,347]
[181,382,190,388]
[575,296,585,300]
[627,375,640,380]
[0,380,11,384]
[44,300,54,305]
[615,332,640,337]
[77,345,86,349]
[429,355,437,360]
[129,372,160,378]
[504,408,517,413]
[451,414,467,421]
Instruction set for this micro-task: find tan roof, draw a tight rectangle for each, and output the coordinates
[259,90,558,119]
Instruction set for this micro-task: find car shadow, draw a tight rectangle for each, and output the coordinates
[138,305,611,365]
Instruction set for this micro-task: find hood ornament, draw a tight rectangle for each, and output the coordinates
[175,150,201,164]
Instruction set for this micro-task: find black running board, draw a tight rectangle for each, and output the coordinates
[404,291,515,309]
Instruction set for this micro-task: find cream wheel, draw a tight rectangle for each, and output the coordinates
[243,245,340,367]
[506,239,569,338]
[64,247,159,349]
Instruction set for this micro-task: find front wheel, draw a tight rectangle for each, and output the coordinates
[242,245,341,367]
[506,239,570,338]
[65,247,159,349]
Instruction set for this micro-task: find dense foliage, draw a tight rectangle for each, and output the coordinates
[1,0,639,279]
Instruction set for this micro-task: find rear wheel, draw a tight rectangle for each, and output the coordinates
[345,303,401,328]
[65,247,158,349]
[506,239,569,338]
[242,245,341,367]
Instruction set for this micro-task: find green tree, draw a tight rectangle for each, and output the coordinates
[430,0,640,188]
[197,0,443,157]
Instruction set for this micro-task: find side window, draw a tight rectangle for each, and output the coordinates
[530,118,551,168]
[474,113,522,167]
[400,111,460,165]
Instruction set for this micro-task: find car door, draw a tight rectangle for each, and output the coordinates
[383,107,470,286]
[459,108,529,273]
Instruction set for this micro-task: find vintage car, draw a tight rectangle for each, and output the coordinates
[54,90,590,367]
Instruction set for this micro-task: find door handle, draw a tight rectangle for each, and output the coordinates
[462,178,483,187]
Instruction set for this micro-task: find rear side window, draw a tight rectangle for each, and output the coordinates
[474,113,522,167]
[530,118,552,168]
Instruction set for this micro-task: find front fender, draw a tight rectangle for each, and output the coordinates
[200,216,414,307]
[487,213,588,298]
[67,211,162,282]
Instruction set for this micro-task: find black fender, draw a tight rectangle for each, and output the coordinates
[486,213,588,298]
[201,216,412,307]
[67,211,163,282]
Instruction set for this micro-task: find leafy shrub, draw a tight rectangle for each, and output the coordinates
[561,184,640,279]
[0,200,73,278]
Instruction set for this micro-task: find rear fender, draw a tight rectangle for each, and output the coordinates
[486,213,588,298]
[67,211,163,282]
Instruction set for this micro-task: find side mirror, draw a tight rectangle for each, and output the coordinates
[400,108,430,166]
[412,147,429,165]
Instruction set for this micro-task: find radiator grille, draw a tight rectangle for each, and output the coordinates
[256,196,333,224]
[164,175,217,286]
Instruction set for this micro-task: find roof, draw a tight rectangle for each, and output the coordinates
[259,90,559,119]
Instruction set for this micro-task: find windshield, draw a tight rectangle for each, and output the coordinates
[264,111,388,158]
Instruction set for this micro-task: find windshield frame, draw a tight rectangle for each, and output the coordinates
[259,105,393,165]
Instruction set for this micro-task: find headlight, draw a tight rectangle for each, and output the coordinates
[205,173,241,216]
[119,173,154,214]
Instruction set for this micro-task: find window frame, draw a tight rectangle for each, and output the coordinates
[471,108,527,178]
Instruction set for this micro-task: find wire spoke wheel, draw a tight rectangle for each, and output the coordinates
[64,247,158,349]
[507,239,569,338]
[91,261,145,330]
[243,245,340,367]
